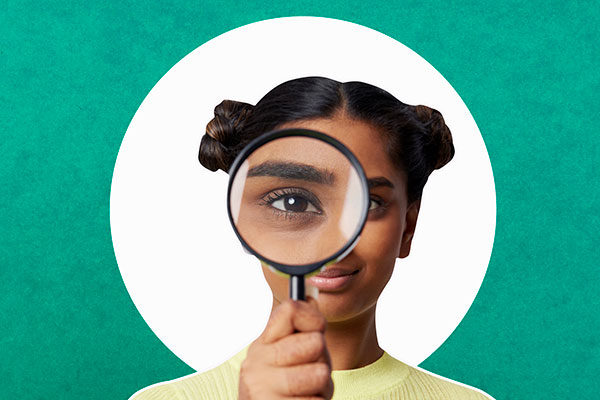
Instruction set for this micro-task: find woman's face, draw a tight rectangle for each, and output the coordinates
[262,113,419,322]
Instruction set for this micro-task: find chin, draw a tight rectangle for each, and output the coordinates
[315,292,373,323]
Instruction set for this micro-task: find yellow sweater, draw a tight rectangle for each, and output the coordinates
[130,347,493,399]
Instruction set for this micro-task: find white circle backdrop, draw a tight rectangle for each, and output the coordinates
[110,17,496,371]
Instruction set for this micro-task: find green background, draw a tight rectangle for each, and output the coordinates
[1,1,598,399]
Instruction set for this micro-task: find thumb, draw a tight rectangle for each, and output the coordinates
[305,295,319,310]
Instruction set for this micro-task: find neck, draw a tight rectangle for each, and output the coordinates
[324,304,383,370]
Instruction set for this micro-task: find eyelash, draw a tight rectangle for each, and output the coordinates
[259,189,386,220]
[369,196,387,214]
[259,188,323,220]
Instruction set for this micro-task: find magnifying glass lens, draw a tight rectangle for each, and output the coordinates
[229,135,366,266]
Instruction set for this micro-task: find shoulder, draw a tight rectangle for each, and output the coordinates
[129,348,247,400]
[403,363,494,400]
[129,380,181,400]
[331,352,494,400]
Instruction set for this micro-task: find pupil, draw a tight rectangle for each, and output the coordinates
[285,196,307,212]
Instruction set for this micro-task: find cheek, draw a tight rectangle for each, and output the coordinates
[360,209,405,267]
[351,206,406,301]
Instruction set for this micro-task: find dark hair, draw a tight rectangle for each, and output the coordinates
[199,77,454,204]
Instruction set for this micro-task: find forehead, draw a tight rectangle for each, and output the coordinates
[277,116,406,185]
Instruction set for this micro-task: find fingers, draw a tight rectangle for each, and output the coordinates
[268,331,328,366]
[260,299,326,344]
[239,298,333,400]
[270,362,334,398]
[284,397,329,400]
[305,295,319,308]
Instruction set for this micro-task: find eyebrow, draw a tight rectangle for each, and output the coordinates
[367,177,394,189]
[247,161,335,185]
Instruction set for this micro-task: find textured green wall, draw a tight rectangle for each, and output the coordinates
[1,1,598,399]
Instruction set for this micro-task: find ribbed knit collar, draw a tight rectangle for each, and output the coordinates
[331,352,409,398]
[228,346,410,398]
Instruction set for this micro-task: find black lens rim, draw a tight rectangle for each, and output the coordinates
[226,128,370,276]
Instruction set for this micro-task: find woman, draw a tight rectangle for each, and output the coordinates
[131,77,493,399]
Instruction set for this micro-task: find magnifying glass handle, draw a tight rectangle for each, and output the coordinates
[289,274,305,301]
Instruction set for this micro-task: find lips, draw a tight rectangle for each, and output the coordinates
[308,268,359,291]
[316,268,357,278]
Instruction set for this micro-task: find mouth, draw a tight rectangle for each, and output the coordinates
[308,268,360,291]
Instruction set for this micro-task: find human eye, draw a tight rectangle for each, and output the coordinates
[260,188,323,217]
[369,197,384,211]
[271,196,320,213]
[367,195,389,218]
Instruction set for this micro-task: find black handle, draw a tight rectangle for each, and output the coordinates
[289,274,305,301]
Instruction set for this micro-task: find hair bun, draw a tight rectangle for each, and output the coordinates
[198,100,253,172]
[414,105,455,171]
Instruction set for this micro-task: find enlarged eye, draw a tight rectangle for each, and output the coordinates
[271,195,319,213]
[260,188,323,217]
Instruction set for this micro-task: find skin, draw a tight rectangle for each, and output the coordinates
[238,111,420,399]
[233,136,355,265]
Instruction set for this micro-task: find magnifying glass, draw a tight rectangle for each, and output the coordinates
[227,129,369,301]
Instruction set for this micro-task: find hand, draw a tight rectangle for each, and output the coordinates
[238,297,333,399]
